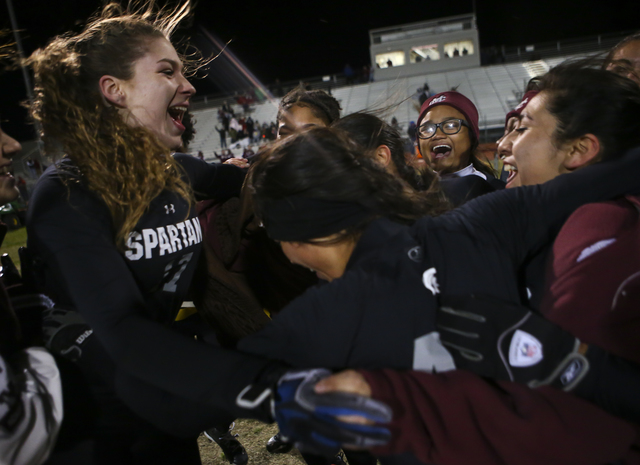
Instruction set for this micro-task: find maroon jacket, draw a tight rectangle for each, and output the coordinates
[542,196,640,363]
[361,369,638,465]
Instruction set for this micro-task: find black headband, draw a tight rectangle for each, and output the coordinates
[261,196,374,242]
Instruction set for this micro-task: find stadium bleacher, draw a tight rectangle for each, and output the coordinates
[189,56,569,161]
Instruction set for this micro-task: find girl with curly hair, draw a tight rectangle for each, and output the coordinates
[24,2,292,463]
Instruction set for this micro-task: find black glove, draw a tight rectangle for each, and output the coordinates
[42,306,93,362]
[437,294,589,391]
[236,368,392,457]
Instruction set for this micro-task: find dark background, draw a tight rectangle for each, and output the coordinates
[1,0,638,141]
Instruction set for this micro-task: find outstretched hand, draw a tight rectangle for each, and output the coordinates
[224,158,249,168]
[273,369,391,456]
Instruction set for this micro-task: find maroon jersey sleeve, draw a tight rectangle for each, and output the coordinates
[542,196,640,364]
[360,369,638,465]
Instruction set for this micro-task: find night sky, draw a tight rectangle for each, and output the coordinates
[1,0,638,140]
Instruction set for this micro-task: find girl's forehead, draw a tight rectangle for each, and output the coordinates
[424,105,465,122]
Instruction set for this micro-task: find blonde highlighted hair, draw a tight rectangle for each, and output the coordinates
[27,1,195,249]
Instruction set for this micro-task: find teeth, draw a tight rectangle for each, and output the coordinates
[433,145,452,150]
[172,106,188,113]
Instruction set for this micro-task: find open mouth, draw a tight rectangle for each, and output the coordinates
[431,144,452,160]
[168,106,187,131]
[0,164,13,176]
[506,166,519,188]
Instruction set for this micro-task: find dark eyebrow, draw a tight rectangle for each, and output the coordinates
[157,58,181,68]
[611,58,633,66]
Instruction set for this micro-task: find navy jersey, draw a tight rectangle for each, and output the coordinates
[26,154,273,423]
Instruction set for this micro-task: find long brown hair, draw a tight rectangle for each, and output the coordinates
[27,1,194,248]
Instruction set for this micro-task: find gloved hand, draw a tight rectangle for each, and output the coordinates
[437,294,589,391]
[42,306,93,362]
[274,369,392,456]
[236,368,392,456]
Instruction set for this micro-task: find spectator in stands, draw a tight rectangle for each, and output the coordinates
[221,100,233,116]
[214,148,233,163]
[246,116,255,143]
[407,120,417,145]
[386,58,393,67]
[197,150,204,160]
[605,31,640,84]
[242,145,255,161]
[276,87,342,139]
[229,116,241,142]
[417,91,498,184]
[215,124,227,148]
[361,65,370,84]
[344,64,355,85]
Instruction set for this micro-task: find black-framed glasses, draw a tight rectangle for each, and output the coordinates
[417,118,470,139]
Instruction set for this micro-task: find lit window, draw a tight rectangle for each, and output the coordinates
[375,51,405,69]
[410,44,440,63]
[443,40,474,58]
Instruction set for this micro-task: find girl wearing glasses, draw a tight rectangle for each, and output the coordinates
[416,92,496,182]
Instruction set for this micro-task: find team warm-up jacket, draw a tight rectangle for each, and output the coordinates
[26,154,277,434]
[238,146,640,465]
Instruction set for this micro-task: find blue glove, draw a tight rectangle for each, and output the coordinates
[273,369,392,456]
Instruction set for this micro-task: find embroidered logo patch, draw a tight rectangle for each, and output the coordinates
[429,95,447,106]
[407,246,423,262]
[508,329,543,367]
[576,238,616,263]
[422,267,440,295]
[560,359,584,386]
[515,97,529,111]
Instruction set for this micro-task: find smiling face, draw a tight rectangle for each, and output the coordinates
[0,125,21,205]
[507,92,572,186]
[118,37,195,150]
[277,104,327,140]
[418,105,472,175]
[497,115,521,188]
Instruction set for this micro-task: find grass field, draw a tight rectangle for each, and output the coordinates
[0,226,27,271]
